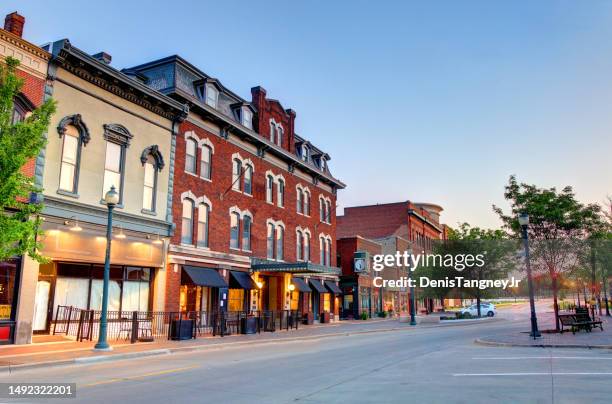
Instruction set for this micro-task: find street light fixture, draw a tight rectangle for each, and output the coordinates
[94,186,119,351]
[519,212,541,339]
[406,248,417,326]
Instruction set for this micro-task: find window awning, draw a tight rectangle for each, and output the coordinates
[183,266,228,288]
[230,271,257,290]
[291,277,312,293]
[324,280,343,294]
[250,258,341,275]
[309,279,328,293]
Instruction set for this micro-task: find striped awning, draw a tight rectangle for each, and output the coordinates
[251,258,341,275]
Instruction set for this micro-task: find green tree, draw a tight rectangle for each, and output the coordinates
[0,57,55,262]
[493,175,603,331]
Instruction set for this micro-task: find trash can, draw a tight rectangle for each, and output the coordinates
[241,316,257,334]
[170,319,193,340]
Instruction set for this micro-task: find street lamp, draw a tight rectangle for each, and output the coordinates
[406,248,417,326]
[519,212,541,339]
[94,186,119,351]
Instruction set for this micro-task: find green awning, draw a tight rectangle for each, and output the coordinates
[251,258,341,275]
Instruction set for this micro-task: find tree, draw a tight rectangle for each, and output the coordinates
[493,175,603,331]
[0,57,56,262]
[418,223,515,317]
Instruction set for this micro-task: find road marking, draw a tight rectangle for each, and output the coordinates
[82,365,200,387]
[472,356,612,360]
[454,372,612,377]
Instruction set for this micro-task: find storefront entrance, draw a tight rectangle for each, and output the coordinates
[0,258,20,344]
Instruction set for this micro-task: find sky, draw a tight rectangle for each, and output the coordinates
[6,0,612,229]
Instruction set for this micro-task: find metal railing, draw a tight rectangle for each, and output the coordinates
[52,306,302,343]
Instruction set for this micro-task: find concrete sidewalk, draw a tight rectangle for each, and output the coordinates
[477,311,612,349]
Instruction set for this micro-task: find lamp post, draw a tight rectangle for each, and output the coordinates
[519,213,540,339]
[407,248,417,326]
[94,186,119,351]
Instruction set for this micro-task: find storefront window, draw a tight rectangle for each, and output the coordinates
[290,291,299,310]
[323,293,331,313]
[0,259,19,321]
[228,289,244,312]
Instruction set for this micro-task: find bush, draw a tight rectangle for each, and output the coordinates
[456,312,473,320]
[377,311,388,318]
[360,311,369,320]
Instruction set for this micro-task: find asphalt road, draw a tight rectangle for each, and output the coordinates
[3,302,612,403]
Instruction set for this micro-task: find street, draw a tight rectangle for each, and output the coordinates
[2,303,612,403]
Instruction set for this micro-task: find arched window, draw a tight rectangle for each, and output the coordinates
[59,125,79,193]
[197,203,209,247]
[181,199,194,244]
[303,232,310,262]
[297,189,303,214]
[326,200,332,223]
[205,84,218,108]
[185,138,197,174]
[242,215,252,251]
[232,158,242,191]
[200,145,212,180]
[304,191,311,216]
[319,198,325,222]
[276,226,284,260]
[142,156,156,211]
[269,121,276,143]
[296,230,303,261]
[230,212,240,249]
[243,164,253,195]
[267,223,275,259]
[266,175,274,203]
[319,236,325,265]
[276,126,283,146]
[301,145,309,162]
[326,239,332,266]
[277,179,285,207]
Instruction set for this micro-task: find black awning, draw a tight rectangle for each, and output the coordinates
[324,280,343,294]
[309,278,328,293]
[230,271,257,290]
[183,266,228,288]
[291,277,312,293]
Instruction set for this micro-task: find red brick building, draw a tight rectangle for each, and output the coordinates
[337,201,448,314]
[0,12,50,344]
[127,56,345,323]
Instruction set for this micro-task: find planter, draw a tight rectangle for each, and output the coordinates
[170,319,194,340]
[241,316,257,334]
[303,312,314,325]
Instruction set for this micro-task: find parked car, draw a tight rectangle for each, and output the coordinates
[460,302,496,317]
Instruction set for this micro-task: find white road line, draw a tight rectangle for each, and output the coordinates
[454,372,612,377]
[472,357,612,360]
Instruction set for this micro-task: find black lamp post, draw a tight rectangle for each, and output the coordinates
[407,248,417,326]
[94,186,119,351]
[519,212,540,339]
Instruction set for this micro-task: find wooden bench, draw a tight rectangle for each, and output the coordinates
[575,308,603,332]
[559,314,591,334]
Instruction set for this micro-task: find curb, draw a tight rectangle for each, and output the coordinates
[474,337,612,350]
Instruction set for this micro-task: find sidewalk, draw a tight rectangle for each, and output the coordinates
[0,318,401,372]
[476,311,612,349]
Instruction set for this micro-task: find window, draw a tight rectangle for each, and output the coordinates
[269,121,276,143]
[232,159,242,191]
[276,126,283,146]
[304,191,311,216]
[102,141,123,200]
[186,138,197,174]
[277,179,285,207]
[242,215,251,251]
[320,237,325,265]
[304,233,310,262]
[242,108,252,129]
[228,289,245,311]
[267,223,275,259]
[301,145,309,162]
[326,239,332,266]
[243,164,253,195]
[181,199,194,244]
[297,189,303,214]
[266,175,274,203]
[59,127,79,193]
[206,84,218,108]
[326,200,332,223]
[276,226,284,260]
[197,204,209,247]
[142,156,156,211]
[230,212,240,249]
[200,145,212,180]
[296,230,303,261]
[320,198,325,222]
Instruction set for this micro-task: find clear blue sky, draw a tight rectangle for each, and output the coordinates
[7,1,612,229]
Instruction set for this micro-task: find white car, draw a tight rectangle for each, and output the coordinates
[460,303,496,317]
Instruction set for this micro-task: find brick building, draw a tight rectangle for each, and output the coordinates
[337,201,449,314]
[126,56,345,323]
[0,12,50,344]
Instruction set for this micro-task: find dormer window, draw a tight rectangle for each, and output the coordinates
[269,119,283,146]
[301,145,309,162]
[321,158,327,171]
[205,84,218,108]
[242,108,253,129]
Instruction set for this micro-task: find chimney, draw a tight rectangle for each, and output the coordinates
[4,12,25,37]
[92,52,112,65]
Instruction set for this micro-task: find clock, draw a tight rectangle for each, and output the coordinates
[354,258,366,272]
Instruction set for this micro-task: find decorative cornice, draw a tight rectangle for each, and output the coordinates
[57,114,90,145]
[103,123,133,146]
[140,145,165,171]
